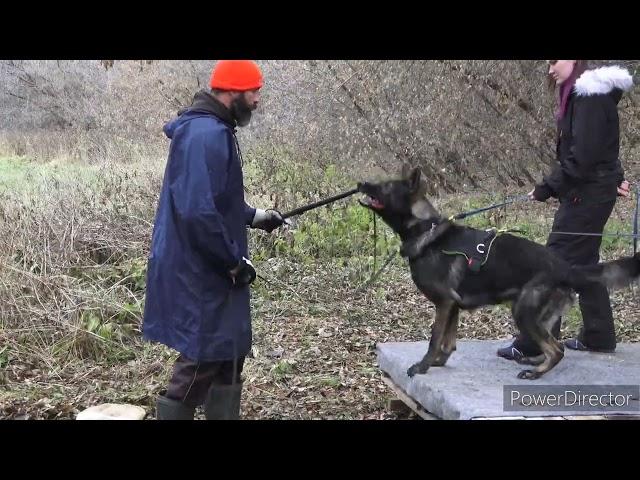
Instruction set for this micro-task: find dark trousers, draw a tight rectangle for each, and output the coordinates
[514,198,617,354]
[165,354,245,408]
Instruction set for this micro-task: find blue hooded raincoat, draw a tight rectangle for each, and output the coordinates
[142,90,256,362]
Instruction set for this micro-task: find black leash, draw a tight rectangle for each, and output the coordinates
[283,190,530,222]
[281,188,359,219]
[355,248,399,293]
[373,211,377,274]
[268,188,640,294]
[280,189,530,224]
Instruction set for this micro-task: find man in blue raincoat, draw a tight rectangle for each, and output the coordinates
[143,60,285,420]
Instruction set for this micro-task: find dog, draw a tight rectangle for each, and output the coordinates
[358,165,640,380]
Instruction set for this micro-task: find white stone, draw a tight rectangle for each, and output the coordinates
[77,403,146,420]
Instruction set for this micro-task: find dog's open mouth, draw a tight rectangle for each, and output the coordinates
[359,195,384,210]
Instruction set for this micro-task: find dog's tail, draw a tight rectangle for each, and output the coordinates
[569,252,640,291]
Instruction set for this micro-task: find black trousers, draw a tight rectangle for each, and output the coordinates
[165,354,245,408]
[514,198,617,354]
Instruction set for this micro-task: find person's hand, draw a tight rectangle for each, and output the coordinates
[527,188,535,201]
[617,180,630,198]
[228,257,256,287]
[251,209,287,233]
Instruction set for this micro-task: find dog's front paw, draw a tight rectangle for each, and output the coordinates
[431,351,452,367]
[407,363,429,378]
[517,369,541,380]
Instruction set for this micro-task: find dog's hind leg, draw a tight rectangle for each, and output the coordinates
[513,286,568,380]
[515,354,545,366]
[516,290,575,370]
[516,331,564,379]
[431,305,459,366]
[510,299,546,366]
[407,301,455,377]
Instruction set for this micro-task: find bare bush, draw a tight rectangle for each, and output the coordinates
[0,163,161,368]
[3,59,637,192]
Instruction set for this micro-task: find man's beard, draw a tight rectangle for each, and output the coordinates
[230,95,255,127]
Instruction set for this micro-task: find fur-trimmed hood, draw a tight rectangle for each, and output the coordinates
[575,65,634,97]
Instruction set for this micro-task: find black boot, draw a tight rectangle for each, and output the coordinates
[574,282,617,351]
[564,337,615,353]
[496,344,527,361]
[497,317,562,361]
[156,394,196,420]
[204,382,243,420]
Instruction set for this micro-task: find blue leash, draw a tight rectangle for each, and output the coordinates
[448,194,530,221]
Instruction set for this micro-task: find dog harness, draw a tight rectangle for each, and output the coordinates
[440,227,501,273]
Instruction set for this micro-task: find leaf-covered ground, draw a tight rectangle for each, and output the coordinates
[2,257,639,420]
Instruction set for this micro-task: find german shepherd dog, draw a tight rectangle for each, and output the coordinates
[358,166,640,380]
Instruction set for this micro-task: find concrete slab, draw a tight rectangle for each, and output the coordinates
[377,340,640,420]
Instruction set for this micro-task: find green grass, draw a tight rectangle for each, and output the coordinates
[271,360,296,379]
[0,156,162,200]
[315,375,342,388]
[600,217,634,256]
[0,155,103,195]
[563,304,583,332]
[0,156,32,187]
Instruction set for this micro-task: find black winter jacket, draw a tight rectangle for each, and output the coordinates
[535,66,634,204]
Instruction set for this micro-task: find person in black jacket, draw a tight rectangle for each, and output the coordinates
[498,61,634,361]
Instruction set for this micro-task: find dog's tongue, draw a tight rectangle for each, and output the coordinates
[371,198,384,209]
[360,194,384,209]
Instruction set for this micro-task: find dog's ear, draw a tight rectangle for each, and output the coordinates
[408,167,422,193]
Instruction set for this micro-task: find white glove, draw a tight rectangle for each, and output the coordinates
[251,209,286,233]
